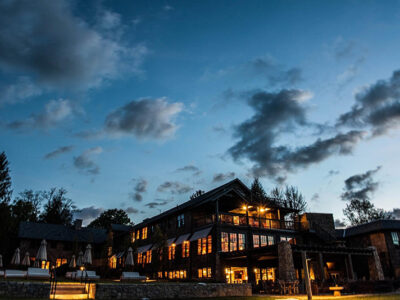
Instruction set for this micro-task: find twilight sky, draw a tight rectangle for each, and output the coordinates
[1,0,400,225]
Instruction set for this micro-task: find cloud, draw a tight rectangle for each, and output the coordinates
[145,199,170,209]
[327,170,340,177]
[202,56,303,87]
[337,57,365,87]
[388,208,400,219]
[0,77,42,106]
[337,70,400,135]
[175,165,202,176]
[311,193,320,202]
[130,178,147,202]
[212,124,227,134]
[333,37,357,60]
[0,0,147,90]
[73,146,103,175]
[341,166,381,202]
[334,219,346,228]
[74,206,104,225]
[44,145,74,159]
[80,98,183,140]
[125,206,139,214]
[227,89,364,181]
[157,181,192,194]
[213,172,235,182]
[6,99,80,131]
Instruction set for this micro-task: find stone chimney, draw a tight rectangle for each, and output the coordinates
[74,219,83,230]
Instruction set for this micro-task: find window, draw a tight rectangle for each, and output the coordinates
[177,214,185,228]
[260,235,267,247]
[131,232,136,243]
[221,232,229,252]
[253,234,260,248]
[268,235,274,245]
[168,245,176,260]
[142,227,148,239]
[392,232,400,245]
[136,230,140,240]
[238,233,246,250]
[158,272,163,278]
[182,241,190,258]
[137,252,143,264]
[198,236,212,255]
[56,258,67,267]
[233,215,239,225]
[109,256,117,269]
[198,267,212,278]
[229,233,237,252]
[145,250,152,263]
[280,236,295,244]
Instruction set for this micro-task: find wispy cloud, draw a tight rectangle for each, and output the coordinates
[129,178,148,201]
[213,172,235,182]
[73,146,103,175]
[44,145,74,159]
[157,181,192,194]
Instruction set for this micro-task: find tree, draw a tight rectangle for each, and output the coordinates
[151,225,167,269]
[250,178,267,205]
[270,187,284,199]
[343,199,391,225]
[11,190,43,223]
[39,188,75,225]
[0,152,12,203]
[88,209,131,228]
[190,190,205,200]
[283,186,307,213]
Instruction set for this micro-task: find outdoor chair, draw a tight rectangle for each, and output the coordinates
[27,267,50,279]
[85,270,100,280]
[65,271,75,279]
[5,269,27,279]
[120,271,146,281]
[0,270,4,277]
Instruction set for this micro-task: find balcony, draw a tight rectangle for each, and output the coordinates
[193,213,299,231]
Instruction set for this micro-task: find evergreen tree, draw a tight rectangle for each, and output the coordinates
[250,178,267,205]
[0,152,12,203]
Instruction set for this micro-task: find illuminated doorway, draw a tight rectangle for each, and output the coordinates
[225,267,248,283]
[254,267,276,284]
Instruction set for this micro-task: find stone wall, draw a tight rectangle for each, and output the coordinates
[278,241,296,281]
[95,283,252,299]
[0,281,50,298]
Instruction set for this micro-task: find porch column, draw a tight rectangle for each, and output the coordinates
[215,199,223,282]
[346,254,355,281]
[278,241,296,281]
[368,246,384,280]
[301,251,312,300]
[318,252,326,282]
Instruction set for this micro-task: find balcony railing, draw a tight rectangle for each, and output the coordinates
[193,213,299,230]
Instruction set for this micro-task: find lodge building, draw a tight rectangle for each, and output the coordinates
[132,178,398,288]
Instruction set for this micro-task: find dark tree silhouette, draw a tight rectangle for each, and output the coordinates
[250,178,267,204]
[88,209,131,228]
[151,225,167,269]
[0,152,12,203]
[343,199,390,225]
[283,186,307,213]
[11,190,42,223]
[39,188,75,225]
[190,190,205,200]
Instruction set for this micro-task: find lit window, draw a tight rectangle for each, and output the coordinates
[142,227,148,239]
[238,233,246,250]
[145,250,152,263]
[268,235,274,245]
[260,235,267,247]
[182,241,190,258]
[207,235,212,253]
[229,233,237,251]
[253,234,260,248]
[198,268,202,278]
[198,267,212,278]
[168,245,176,260]
[131,232,136,243]
[136,230,140,240]
[202,237,207,254]
[221,232,229,252]
[392,232,399,245]
[56,258,67,267]
[158,272,163,278]
[198,236,212,255]
[177,214,185,228]
[109,256,117,269]
[137,252,143,264]
[233,215,239,225]
[280,236,295,244]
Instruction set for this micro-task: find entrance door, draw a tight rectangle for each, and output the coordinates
[225,267,248,284]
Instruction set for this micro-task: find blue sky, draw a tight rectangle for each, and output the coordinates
[1,0,400,225]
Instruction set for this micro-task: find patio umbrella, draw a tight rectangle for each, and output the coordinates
[11,248,20,265]
[35,239,47,268]
[69,254,76,268]
[21,252,30,266]
[33,260,40,268]
[125,247,134,267]
[76,251,83,267]
[0,254,3,268]
[83,244,92,265]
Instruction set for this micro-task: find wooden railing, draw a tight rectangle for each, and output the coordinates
[193,213,299,230]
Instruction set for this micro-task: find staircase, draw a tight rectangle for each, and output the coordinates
[50,282,90,300]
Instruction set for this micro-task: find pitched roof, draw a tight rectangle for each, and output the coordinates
[18,222,107,244]
[134,178,250,228]
[337,219,400,238]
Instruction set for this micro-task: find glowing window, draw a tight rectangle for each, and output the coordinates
[253,234,260,248]
[392,232,399,245]
[182,241,190,258]
[229,233,237,251]
[142,227,148,239]
[221,232,229,252]
[238,233,246,250]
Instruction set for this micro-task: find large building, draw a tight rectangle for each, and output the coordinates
[132,178,391,290]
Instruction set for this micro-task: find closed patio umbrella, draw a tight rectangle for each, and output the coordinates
[0,254,3,268]
[35,239,47,268]
[125,247,134,267]
[76,251,83,267]
[11,248,20,265]
[69,254,76,268]
[33,259,40,268]
[83,244,92,265]
[21,252,30,266]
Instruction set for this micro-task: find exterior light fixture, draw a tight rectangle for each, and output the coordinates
[242,205,247,210]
